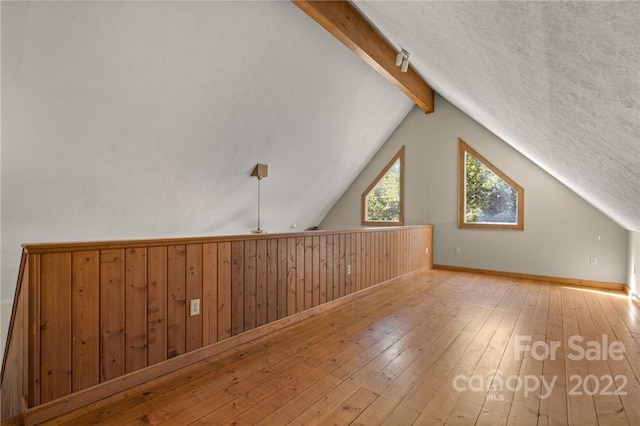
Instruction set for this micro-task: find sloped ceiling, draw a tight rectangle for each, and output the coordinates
[1,1,413,300]
[354,0,640,232]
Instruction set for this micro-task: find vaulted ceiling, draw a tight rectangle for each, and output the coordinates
[1,1,639,300]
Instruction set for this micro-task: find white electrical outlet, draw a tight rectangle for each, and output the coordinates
[190,299,200,316]
[590,257,598,265]
[347,264,352,275]
[454,247,461,254]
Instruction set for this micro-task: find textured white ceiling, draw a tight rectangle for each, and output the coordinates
[355,0,640,231]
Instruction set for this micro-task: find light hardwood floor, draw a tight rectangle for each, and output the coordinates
[45,270,640,425]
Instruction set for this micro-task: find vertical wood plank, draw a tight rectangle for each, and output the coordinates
[125,248,148,374]
[319,235,327,304]
[356,233,363,292]
[304,237,313,309]
[375,232,381,284]
[366,232,371,287]
[405,230,412,272]
[413,228,418,271]
[394,230,399,276]
[20,256,30,410]
[277,239,288,320]
[382,232,388,282]
[346,234,352,295]
[244,240,257,331]
[391,231,395,277]
[384,231,393,281]
[217,242,232,340]
[147,246,167,366]
[353,233,360,291]
[415,228,420,270]
[231,241,245,336]
[296,237,305,313]
[40,252,72,402]
[408,228,413,273]
[286,238,297,316]
[312,236,320,307]
[363,233,370,289]
[266,239,279,323]
[71,250,99,392]
[202,243,218,346]
[413,230,426,268]
[167,245,186,358]
[368,233,374,286]
[397,229,403,275]
[256,240,268,327]
[326,235,334,302]
[99,249,125,382]
[185,244,203,352]
[417,228,422,270]
[426,226,433,267]
[339,234,346,297]
[333,234,340,300]
[396,229,402,275]
[28,254,41,406]
[370,232,376,285]
[393,231,399,278]
[401,229,407,275]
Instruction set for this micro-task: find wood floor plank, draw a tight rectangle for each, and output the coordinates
[505,284,549,426]
[561,287,599,426]
[537,285,568,426]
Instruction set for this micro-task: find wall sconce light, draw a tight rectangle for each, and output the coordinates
[251,163,268,234]
[396,48,410,73]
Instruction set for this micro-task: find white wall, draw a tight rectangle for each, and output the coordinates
[629,232,640,297]
[321,95,628,285]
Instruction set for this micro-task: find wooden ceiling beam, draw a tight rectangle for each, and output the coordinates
[292,0,434,113]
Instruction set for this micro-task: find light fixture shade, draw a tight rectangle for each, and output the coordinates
[396,49,410,72]
[395,51,404,67]
[251,163,268,179]
[401,58,409,73]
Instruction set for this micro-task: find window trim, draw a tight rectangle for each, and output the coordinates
[361,146,405,227]
[458,139,524,231]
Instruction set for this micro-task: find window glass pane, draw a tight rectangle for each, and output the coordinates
[465,152,517,224]
[366,159,400,222]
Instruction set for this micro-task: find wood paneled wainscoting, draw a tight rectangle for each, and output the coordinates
[0,226,432,423]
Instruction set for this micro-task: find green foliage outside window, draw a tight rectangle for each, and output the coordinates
[465,152,517,224]
[366,160,400,222]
